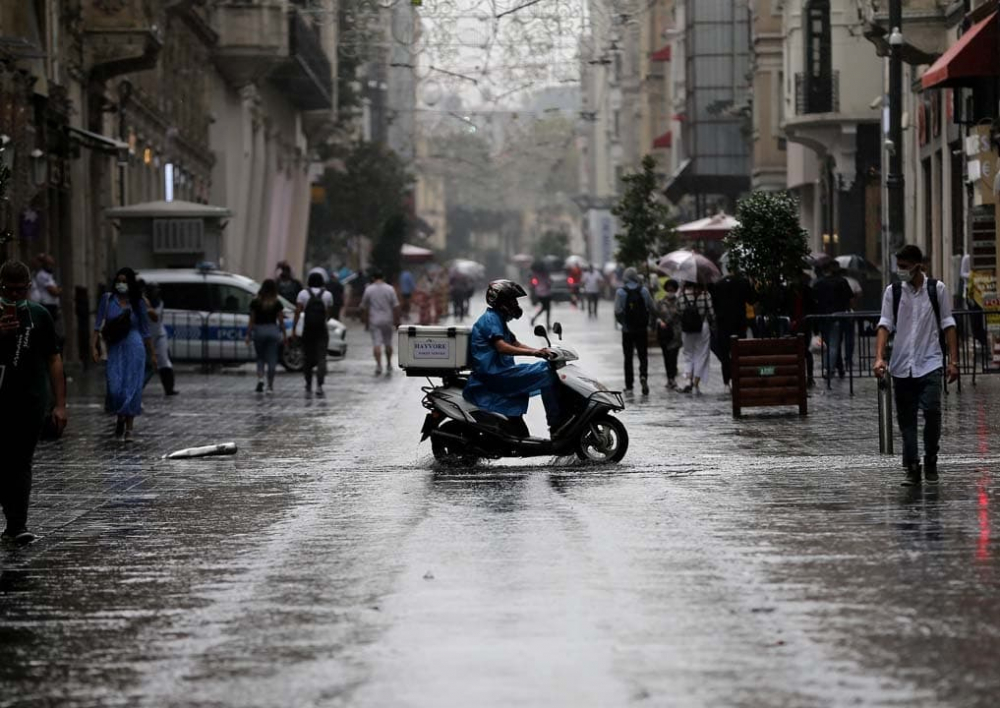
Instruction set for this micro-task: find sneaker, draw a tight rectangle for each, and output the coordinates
[680,384,693,394]
[640,378,649,395]
[902,463,922,487]
[924,456,939,484]
[266,385,274,395]
[315,386,325,398]
[255,381,265,393]
[14,531,37,546]
[375,366,383,376]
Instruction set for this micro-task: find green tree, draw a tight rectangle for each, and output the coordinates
[370,212,407,282]
[724,191,809,327]
[534,229,570,260]
[612,155,676,268]
[307,141,413,268]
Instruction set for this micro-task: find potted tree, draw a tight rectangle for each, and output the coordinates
[724,191,810,417]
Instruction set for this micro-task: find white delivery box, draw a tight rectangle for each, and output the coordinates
[397,325,472,374]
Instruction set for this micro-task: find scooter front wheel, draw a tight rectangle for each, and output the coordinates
[431,421,481,468]
[576,416,629,463]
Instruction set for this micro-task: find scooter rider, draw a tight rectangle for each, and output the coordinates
[463,280,563,436]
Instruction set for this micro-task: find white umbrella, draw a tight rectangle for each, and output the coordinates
[657,249,721,285]
[565,254,589,269]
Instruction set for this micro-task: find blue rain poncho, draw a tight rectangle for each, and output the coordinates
[463,308,554,417]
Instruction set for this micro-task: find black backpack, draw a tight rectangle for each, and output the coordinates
[680,294,704,333]
[623,288,649,331]
[303,289,328,335]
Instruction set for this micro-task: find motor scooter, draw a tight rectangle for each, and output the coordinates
[419,322,628,466]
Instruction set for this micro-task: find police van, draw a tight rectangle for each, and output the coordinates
[139,267,347,371]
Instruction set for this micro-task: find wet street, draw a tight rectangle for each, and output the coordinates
[2,304,1000,708]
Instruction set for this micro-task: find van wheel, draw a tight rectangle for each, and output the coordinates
[280,339,304,372]
[431,421,480,468]
[575,416,629,463]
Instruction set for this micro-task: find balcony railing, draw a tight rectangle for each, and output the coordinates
[794,71,839,115]
[276,9,333,111]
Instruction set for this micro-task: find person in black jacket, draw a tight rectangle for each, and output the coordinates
[813,262,855,381]
[710,271,754,388]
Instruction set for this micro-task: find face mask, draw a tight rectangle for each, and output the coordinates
[0,296,27,309]
[115,283,129,295]
[897,267,915,283]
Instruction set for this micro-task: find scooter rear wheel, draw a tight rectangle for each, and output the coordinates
[575,416,629,463]
[431,421,481,468]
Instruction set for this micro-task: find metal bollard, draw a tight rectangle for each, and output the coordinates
[877,374,893,454]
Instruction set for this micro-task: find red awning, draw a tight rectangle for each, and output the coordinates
[650,45,671,62]
[653,130,673,149]
[921,11,999,89]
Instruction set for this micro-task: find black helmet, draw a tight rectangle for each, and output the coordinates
[486,279,527,320]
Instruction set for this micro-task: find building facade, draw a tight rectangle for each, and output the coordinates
[0,0,337,362]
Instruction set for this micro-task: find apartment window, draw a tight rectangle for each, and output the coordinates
[803,0,832,113]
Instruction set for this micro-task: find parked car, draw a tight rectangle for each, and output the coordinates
[530,270,574,303]
[139,267,347,371]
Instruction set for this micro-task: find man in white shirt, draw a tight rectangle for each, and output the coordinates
[360,268,400,375]
[874,244,959,486]
[581,266,603,318]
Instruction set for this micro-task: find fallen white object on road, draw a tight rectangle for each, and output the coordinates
[163,442,238,460]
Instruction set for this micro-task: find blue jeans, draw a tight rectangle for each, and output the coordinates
[893,370,943,468]
[253,324,281,385]
[821,321,842,379]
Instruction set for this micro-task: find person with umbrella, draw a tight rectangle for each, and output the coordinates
[678,280,716,394]
[658,250,721,394]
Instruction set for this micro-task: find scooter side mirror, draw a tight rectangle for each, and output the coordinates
[533,324,552,347]
[552,322,563,340]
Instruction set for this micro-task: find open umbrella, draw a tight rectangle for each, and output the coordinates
[657,249,721,284]
[512,253,534,266]
[565,254,589,269]
[835,254,880,277]
[449,259,485,278]
[807,251,833,269]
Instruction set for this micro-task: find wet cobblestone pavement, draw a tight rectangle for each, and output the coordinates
[2,306,1000,707]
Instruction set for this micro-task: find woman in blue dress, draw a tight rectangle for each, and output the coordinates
[91,268,156,441]
[463,280,562,436]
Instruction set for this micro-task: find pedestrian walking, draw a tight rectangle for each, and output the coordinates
[360,268,401,375]
[399,268,415,320]
[709,270,753,388]
[0,260,67,546]
[789,271,817,387]
[91,267,156,442]
[655,279,683,389]
[246,278,286,394]
[813,262,855,381]
[292,271,333,397]
[30,253,63,346]
[144,282,178,395]
[581,265,603,318]
[678,281,715,394]
[530,268,553,329]
[614,267,655,395]
[327,272,345,322]
[874,244,959,486]
[275,261,302,303]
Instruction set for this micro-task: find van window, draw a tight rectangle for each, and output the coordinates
[159,282,211,311]
[210,283,255,313]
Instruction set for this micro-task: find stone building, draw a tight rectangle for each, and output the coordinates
[0,0,337,361]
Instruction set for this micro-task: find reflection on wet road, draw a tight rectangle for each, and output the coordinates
[2,306,999,707]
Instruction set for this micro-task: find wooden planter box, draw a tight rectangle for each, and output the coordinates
[730,335,808,418]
